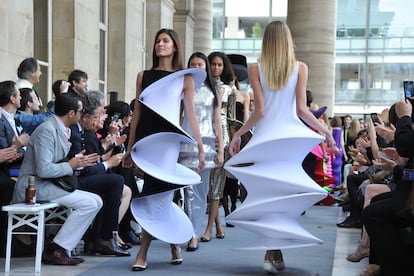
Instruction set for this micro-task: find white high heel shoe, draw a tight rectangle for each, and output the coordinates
[263,260,279,275]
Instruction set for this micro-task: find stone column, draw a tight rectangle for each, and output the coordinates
[174,0,195,63]
[193,0,213,55]
[52,1,100,89]
[287,0,337,116]
[107,0,145,101]
[145,0,176,68]
[0,0,33,80]
[52,1,75,83]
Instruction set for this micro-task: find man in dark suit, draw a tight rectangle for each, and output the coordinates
[11,94,103,265]
[0,81,30,177]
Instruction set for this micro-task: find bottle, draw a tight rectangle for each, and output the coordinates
[25,175,36,205]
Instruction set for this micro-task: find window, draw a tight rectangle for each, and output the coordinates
[99,0,107,94]
[33,0,52,107]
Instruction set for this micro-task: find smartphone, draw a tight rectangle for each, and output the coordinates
[370,113,379,124]
[403,80,414,100]
[378,151,392,160]
[403,169,414,181]
[112,112,121,122]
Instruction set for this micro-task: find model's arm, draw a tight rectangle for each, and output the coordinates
[122,71,143,168]
[183,74,205,172]
[295,62,336,148]
[340,129,348,161]
[229,63,264,156]
[242,92,250,123]
[213,95,224,167]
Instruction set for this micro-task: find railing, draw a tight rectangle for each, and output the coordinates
[213,36,414,55]
[335,89,402,106]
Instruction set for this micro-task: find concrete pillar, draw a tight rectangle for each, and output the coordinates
[145,0,176,68]
[174,0,195,64]
[193,0,213,55]
[0,0,33,80]
[52,0,75,83]
[52,0,100,90]
[107,0,145,102]
[287,0,337,116]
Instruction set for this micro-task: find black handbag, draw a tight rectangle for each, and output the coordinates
[48,157,78,192]
[50,175,78,192]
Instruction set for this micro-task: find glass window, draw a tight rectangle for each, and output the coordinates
[100,0,106,24]
[33,0,51,106]
[99,1,107,93]
[337,0,367,39]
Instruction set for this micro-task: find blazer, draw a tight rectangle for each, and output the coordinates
[0,115,16,149]
[11,115,74,203]
[0,115,24,173]
[68,124,106,175]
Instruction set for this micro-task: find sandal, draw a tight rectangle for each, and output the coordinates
[359,264,380,276]
[347,244,369,262]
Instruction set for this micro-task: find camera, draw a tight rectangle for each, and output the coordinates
[403,80,414,100]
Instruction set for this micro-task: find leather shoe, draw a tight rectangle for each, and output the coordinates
[92,238,131,257]
[337,217,362,228]
[119,230,141,245]
[42,244,82,265]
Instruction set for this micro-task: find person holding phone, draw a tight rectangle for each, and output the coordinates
[403,80,414,100]
[361,98,414,276]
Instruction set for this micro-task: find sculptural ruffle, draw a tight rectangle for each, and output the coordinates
[224,63,328,250]
[130,68,206,244]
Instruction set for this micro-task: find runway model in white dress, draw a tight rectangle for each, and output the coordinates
[226,21,336,274]
[225,61,327,249]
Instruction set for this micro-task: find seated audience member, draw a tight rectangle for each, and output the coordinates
[104,100,140,245]
[337,120,387,228]
[15,57,44,108]
[360,98,414,276]
[11,94,103,265]
[0,143,20,257]
[68,91,130,256]
[0,81,30,177]
[15,88,54,135]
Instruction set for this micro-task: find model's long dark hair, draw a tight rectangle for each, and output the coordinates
[187,52,218,107]
[152,29,183,71]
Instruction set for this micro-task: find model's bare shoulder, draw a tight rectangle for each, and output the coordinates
[298,61,308,72]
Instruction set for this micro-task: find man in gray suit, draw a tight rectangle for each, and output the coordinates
[11,94,102,265]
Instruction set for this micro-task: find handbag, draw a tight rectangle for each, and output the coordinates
[48,157,79,192]
[50,175,78,192]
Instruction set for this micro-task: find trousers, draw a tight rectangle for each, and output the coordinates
[78,173,124,240]
[51,189,102,251]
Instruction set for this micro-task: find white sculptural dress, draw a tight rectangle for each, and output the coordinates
[130,68,206,244]
[224,61,328,250]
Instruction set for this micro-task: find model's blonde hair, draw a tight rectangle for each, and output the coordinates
[260,21,296,90]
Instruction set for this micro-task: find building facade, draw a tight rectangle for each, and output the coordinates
[212,0,414,116]
[2,0,411,117]
[0,0,213,105]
